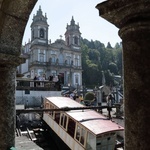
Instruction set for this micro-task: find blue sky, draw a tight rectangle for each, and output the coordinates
[22,0,121,47]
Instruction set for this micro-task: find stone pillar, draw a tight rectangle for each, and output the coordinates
[0,1,37,149]
[0,67,16,149]
[0,54,24,149]
[96,1,150,150]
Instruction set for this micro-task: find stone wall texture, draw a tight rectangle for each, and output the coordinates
[0,0,37,149]
[96,1,150,150]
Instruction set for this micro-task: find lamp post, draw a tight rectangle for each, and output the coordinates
[83,83,86,98]
[68,83,70,93]
[69,65,72,87]
[76,83,80,96]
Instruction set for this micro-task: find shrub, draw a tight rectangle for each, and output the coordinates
[84,92,94,101]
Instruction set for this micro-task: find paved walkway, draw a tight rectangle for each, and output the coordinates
[15,127,59,150]
[16,136,43,150]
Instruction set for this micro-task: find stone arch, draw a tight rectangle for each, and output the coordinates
[0,0,37,56]
[1,1,150,150]
[0,1,37,149]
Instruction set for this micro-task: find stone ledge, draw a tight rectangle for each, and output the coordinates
[96,1,150,28]
[0,53,26,68]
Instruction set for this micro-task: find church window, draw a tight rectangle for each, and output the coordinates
[67,56,71,65]
[40,54,44,62]
[40,28,44,38]
[74,36,78,45]
[75,57,79,66]
[52,56,56,63]
[67,73,71,85]
[75,74,79,84]
[39,50,45,62]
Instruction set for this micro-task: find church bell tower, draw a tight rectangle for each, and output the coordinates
[30,6,49,46]
[29,6,49,78]
[65,16,81,49]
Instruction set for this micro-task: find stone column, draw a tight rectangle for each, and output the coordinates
[0,54,24,149]
[96,1,150,150]
[0,1,37,149]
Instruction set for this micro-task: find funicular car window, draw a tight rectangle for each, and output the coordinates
[76,124,86,146]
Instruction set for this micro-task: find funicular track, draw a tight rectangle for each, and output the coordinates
[16,105,124,150]
[15,113,60,149]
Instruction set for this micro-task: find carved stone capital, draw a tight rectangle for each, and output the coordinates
[96,1,150,29]
[0,53,26,69]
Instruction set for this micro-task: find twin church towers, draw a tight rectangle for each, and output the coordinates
[20,6,82,88]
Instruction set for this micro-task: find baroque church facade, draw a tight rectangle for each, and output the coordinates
[18,6,82,88]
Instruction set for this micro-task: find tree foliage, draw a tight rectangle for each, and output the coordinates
[84,92,95,101]
[81,38,123,88]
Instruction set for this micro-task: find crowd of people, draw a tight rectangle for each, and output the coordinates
[63,92,115,107]
[63,93,84,104]
[34,74,59,82]
[33,74,61,90]
[63,92,99,107]
[33,74,114,106]
[33,74,46,87]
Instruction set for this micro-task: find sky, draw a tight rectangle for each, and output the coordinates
[22,0,122,47]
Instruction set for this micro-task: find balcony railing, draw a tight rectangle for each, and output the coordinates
[30,61,47,66]
[16,79,61,91]
[30,61,82,69]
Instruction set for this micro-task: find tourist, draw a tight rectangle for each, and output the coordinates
[75,95,80,103]
[33,75,38,87]
[48,74,53,81]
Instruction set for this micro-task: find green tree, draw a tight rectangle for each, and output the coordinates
[108,62,118,74]
[113,47,123,76]
[104,70,114,86]
[81,38,122,87]
[101,48,114,71]
[106,42,113,49]
[88,49,100,63]
[116,48,123,75]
